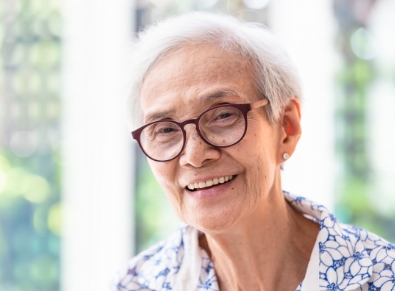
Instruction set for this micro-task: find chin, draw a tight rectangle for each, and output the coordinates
[182,201,245,234]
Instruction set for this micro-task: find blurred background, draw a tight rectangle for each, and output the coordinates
[0,0,394,290]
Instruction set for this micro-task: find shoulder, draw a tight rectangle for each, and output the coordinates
[340,223,395,290]
[111,225,190,291]
[340,223,395,261]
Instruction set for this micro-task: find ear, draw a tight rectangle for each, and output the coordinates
[277,98,302,165]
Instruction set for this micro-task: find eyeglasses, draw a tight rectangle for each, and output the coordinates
[131,99,269,162]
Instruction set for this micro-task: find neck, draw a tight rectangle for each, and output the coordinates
[199,177,319,291]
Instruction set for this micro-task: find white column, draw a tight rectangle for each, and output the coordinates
[61,1,135,290]
[269,0,336,210]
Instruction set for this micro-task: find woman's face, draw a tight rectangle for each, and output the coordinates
[140,45,286,233]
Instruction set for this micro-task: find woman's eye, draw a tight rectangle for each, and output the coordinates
[160,127,175,133]
[156,125,179,135]
[216,113,232,119]
[212,110,236,121]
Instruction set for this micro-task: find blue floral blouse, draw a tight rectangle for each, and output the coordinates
[112,192,395,291]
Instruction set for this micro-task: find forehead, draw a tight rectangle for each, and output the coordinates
[140,44,256,123]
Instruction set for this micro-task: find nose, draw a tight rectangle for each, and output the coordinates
[179,124,220,167]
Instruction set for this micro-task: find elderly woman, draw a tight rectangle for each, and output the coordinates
[114,12,395,291]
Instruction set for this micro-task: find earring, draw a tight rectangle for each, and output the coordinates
[283,153,289,160]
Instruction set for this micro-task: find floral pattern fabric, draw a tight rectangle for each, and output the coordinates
[112,192,395,291]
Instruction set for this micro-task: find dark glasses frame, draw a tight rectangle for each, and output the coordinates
[131,99,269,162]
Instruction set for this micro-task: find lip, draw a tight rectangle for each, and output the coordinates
[185,175,237,199]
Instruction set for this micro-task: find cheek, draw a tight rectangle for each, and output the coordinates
[238,122,277,198]
[248,120,278,160]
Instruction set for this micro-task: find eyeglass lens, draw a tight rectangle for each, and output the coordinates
[140,105,246,161]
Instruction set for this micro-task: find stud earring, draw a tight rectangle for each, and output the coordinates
[283,153,289,160]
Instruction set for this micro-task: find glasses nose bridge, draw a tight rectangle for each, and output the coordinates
[180,116,200,131]
[179,116,205,144]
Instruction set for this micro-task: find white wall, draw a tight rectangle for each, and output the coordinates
[269,0,336,210]
[61,0,135,290]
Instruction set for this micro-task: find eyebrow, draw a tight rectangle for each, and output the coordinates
[144,89,241,123]
[145,109,176,124]
[204,89,240,100]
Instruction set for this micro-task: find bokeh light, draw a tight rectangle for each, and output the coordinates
[22,175,50,204]
[47,203,61,235]
[9,131,37,158]
[3,167,29,197]
[350,27,378,60]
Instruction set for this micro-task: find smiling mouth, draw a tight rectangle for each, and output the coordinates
[186,175,235,191]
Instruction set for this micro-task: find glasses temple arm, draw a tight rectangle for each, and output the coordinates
[251,98,269,110]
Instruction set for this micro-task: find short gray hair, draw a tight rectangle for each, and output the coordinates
[127,11,301,128]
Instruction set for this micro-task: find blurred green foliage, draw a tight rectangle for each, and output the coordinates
[0,150,61,291]
[0,0,62,289]
[333,1,395,241]
[134,154,180,253]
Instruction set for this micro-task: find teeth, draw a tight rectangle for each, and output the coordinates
[188,175,234,190]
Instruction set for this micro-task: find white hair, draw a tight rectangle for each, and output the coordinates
[127,11,301,128]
